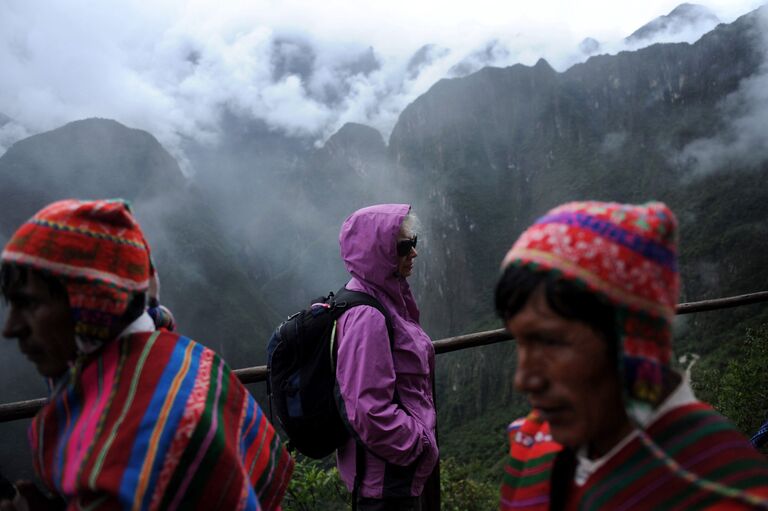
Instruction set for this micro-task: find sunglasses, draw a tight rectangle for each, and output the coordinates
[397,236,418,257]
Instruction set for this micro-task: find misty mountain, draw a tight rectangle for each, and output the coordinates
[307,121,392,215]
[626,3,720,44]
[0,119,184,231]
[2,3,768,486]
[578,37,601,55]
[272,38,317,84]
[303,121,404,241]
[449,40,512,78]
[315,122,387,177]
[407,44,450,80]
[392,4,765,319]
[178,111,344,317]
[2,5,765,411]
[0,118,280,359]
[0,118,287,479]
[388,6,768,427]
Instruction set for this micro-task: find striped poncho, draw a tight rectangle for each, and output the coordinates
[501,404,768,510]
[30,330,294,510]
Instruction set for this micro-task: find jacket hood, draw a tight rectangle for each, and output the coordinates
[339,203,410,297]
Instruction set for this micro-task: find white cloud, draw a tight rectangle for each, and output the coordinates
[679,6,768,175]
[0,0,762,166]
[0,120,30,155]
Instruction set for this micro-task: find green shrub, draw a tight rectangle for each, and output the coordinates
[282,456,499,510]
[692,323,768,455]
[440,457,498,511]
[282,457,348,511]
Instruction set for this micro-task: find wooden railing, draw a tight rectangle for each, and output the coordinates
[1,290,767,424]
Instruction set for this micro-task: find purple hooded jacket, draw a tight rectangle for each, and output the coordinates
[335,204,438,499]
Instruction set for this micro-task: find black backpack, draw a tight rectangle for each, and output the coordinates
[266,287,393,459]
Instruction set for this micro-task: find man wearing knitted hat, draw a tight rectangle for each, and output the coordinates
[496,201,768,510]
[0,199,293,510]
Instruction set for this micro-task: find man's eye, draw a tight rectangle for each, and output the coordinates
[10,296,32,308]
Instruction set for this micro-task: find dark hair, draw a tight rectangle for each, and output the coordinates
[1,263,68,301]
[495,264,618,352]
[1,262,145,332]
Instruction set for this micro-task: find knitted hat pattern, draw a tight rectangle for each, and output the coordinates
[501,201,680,421]
[1,199,152,349]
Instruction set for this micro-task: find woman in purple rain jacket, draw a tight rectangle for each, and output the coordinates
[335,203,438,511]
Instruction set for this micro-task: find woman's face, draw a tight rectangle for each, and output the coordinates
[396,235,418,278]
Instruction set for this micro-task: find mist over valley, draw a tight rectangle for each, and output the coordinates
[2,2,768,493]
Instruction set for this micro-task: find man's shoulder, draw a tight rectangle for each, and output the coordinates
[584,402,768,508]
[120,330,237,379]
[651,401,740,438]
[650,400,768,467]
[124,329,203,354]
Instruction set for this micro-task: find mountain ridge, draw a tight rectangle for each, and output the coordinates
[626,3,720,44]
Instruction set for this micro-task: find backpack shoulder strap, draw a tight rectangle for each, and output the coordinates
[332,287,394,343]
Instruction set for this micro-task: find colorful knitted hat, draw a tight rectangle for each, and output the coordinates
[501,201,680,421]
[1,199,153,350]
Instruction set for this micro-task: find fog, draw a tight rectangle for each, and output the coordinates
[2,0,768,488]
[1,0,762,165]
[679,7,768,175]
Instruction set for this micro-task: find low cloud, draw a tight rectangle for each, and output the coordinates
[678,7,768,175]
[0,0,761,170]
[0,119,30,155]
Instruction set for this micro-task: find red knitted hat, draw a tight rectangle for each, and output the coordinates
[502,201,680,419]
[1,199,152,344]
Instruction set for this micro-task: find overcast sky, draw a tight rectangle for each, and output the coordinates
[0,0,764,165]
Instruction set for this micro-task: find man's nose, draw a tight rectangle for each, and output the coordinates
[2,306,25,339]
[513,346,547,395]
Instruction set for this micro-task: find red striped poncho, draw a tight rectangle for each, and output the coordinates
[501,405,768,510]
[29,330,294,510]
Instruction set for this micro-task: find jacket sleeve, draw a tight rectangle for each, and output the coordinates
[335,306,429,466]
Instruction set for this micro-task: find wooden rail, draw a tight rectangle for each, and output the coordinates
[2,290,767,424]
[676,291,768,314]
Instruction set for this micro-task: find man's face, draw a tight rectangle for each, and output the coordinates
[506,284,631,457]
[2,270,76,377]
